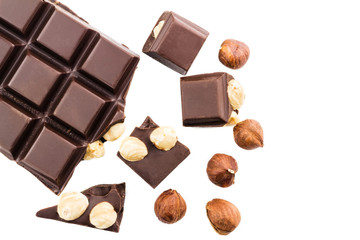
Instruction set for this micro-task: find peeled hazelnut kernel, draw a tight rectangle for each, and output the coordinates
[89,202,117,229]
[150,126,178,151]
[154,189,186,224]
[227,79,245,110]
[227,111,241,126]
[103,123,125,142]
[219,39,250,69]
[233,119,264,150]
[57,192,89,221]
[119,136,148,161]
[153,20,165,38]
[83,140,105,160]
[206,154,238,188]
[206,198,241,235]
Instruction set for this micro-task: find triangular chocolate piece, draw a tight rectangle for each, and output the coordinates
[36,183,125,232]
[118,117,190,188]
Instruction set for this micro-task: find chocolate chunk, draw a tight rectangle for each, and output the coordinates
[143,11,209,75]
[118,117,190,188]
[0,0,139,194]
[36,183,126,232]
[180,72,233,127]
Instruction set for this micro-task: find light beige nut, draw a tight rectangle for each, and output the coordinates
[119,136,148,161]
[83,140,105,160]
[227,112,241,126]
[89,202,117,229]
[57,192,89,221]
[227,79,245,110]
[150,126,177,151]
[103,123,125,142]
[153,20,165,38]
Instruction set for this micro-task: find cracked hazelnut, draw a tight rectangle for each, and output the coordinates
[227,79,245,110]
[103,123,125,142]
[233,119,264,150]
[154,189,186,224]
[119,136,148,161]
[83,140,105,160]
[206,154,238,188]
[219,39,250,69]
[57,192,89,221]
[227,111,241,126]
[89,202,117,229]
[153,20,165,38]
[150,126,177,151]
[206,198,241,235]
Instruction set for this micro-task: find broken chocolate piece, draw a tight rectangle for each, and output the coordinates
[143,11,209,75]
[117,117,190,188]
[180,72,233,127]
[36,183,126,232]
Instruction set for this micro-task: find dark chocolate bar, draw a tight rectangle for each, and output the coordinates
[143,11,208,75]
[118,117,190,188]
[0,0,139,194]
[36,183,126,232]
[180,72,233,126]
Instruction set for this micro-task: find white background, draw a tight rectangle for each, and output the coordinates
[1,0,360,239]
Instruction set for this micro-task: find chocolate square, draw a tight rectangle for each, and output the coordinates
[143,11,209,75]
[5,53,62,107]
[36,183,126,232]
[0,97,35,160]
[0,35,15,69]
[180,72,233,127]
[36,7,88,62]
[52,80,109,138]
[118,117,190,188]
[80,36,135,91]
[0,0,42,34]
[19,126,84,190]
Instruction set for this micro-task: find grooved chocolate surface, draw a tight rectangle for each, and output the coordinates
[0,0,139,194]
[118,117,191,188]
[143,11,208,75]
[36,183,126,232]
[180,72,233,127]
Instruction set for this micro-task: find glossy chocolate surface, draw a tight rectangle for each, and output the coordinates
[118,117,191,188]
[180,72,233,127]
[0,0,139,194]
[143,11,208,75]
[37,183,126,232]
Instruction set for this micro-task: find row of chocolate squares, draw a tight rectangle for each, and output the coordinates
[37,178,240,235]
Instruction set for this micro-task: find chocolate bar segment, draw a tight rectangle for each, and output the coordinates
[0,0,139,194]
[118,117,190,188]
[180,72,233,127]
[143,11,209,75]
[36,183,126,232]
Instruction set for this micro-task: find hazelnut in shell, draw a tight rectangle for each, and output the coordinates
[206,198,241,235]
[219,39,250,69]
[233,119,263,150]
[206,154,238,188]
[154,189,186,224]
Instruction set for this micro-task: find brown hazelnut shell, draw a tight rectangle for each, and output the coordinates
[206,154,238,188]
[154,189,186,224]
[219,39,250,69]
[206,198,241,235]
[233,119,264,150]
